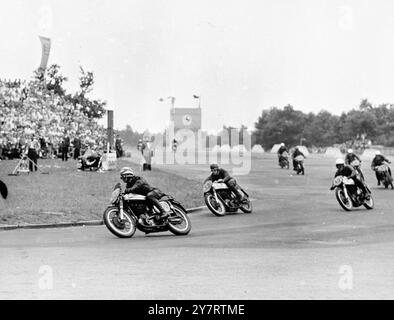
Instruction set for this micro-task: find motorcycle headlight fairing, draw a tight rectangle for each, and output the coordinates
[110,188,121,204]
[203,181,213,193]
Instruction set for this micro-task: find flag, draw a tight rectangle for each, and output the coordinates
[193,95,200,99]
[38,36,51,72]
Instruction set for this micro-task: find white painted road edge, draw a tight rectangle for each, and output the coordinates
[0,206,206,231]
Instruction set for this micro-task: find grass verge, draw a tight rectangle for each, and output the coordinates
[0,157,204,225]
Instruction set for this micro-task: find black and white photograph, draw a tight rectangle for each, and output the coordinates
[1,0,394,304]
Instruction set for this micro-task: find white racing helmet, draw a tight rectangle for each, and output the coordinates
[336,158,345,166]
[347,149,353,153]
[374,150,381,156]
[120,167,134,179]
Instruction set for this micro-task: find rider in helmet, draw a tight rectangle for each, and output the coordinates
[119,167,169,219]
[345,148,361,165]
[277,142,289,165]
[345,148,364,179]
[292,147,306,172]
[371,150,392,186]
[332,159,371,199]
[204,164,245,202]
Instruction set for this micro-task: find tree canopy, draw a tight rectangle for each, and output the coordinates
[253,100,394,149]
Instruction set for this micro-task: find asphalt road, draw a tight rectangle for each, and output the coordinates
[1,154,394,299]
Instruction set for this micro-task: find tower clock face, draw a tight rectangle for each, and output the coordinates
[183,114,192,126]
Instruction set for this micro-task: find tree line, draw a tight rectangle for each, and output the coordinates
[253,99,394,150]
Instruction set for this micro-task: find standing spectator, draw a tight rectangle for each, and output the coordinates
[39,135,47,158]
[115,134,123,158]
[61,132,70,161]
[26,135,39,172]
[73,134,81,160]
[141,137,153,171]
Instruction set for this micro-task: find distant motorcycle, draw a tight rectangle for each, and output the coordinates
[103,183,191,238]
[293,155,305,175]
[350,159,364,180]
[374,163,394,189]
[203,179,252,216]
[330,175,374,211]
[279,151,290,169]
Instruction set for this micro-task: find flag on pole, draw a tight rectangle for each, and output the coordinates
[38,36,51,72]
[193,95,200,99]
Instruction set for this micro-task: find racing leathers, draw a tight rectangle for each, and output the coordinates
[333,164,370,198]
[204,168,244,202]
[124,176,167,217]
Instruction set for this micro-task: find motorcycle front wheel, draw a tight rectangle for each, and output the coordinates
[335,188,352,211]
[204,194,226,216]
[103,207,136,238]
[168,204,191,235]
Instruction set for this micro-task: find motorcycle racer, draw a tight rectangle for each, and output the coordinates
[119,167,168,219]
[331,159,370,200]
[371,150,392,186]
[204,164,245,203]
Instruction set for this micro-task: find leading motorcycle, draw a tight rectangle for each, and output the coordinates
[330,175,374,211]
[203,179,252,216]
[103,183,191,238]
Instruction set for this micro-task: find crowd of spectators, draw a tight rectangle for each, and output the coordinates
[0,78,107,160]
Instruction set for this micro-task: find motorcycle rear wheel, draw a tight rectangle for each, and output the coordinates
[239,198,253,213]
[103,207,136,238]
[363,195,374,210]
[168,204,191,235]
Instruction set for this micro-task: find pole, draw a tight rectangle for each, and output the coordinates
[107,110,114,150]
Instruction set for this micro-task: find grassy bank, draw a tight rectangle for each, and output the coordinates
[0,158,204,225]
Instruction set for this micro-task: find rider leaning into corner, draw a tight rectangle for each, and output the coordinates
[204,164,245,203]
[331,158,371,200]
[371,150,392,186]
[119,167,169,219]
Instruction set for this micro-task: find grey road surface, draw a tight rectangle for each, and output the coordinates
[1,154,394,299]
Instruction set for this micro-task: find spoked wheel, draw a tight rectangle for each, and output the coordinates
[167,204,191,235]
[335,188,352,211]
[204,194,226,216]
[103,207,136,238]
[239,198,253,213]
[363,195,374,210]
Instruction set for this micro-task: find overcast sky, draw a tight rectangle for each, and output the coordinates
[2,0,394,133]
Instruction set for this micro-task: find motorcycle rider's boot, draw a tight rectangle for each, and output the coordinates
[377,180,380,186]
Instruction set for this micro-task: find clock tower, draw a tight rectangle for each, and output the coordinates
[170,107,202,133]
